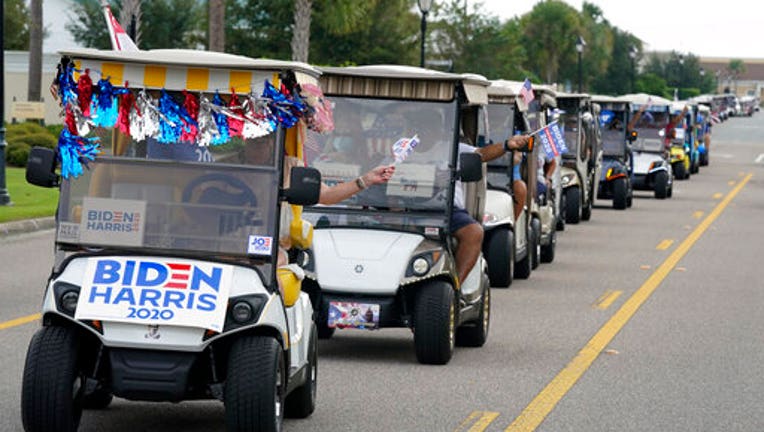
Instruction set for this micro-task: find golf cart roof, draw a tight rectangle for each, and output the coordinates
[487,80,519,104]
[619,93,672,107]
[58,48,321,93]
[318,65,488,104]
[697,104,711,113]
[591,94,629,110]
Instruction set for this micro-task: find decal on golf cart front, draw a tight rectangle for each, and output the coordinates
[76,257,233,330]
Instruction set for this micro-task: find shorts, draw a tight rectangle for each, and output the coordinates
[450,208,478,233]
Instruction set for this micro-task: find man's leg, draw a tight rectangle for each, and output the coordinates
[512,180,527,221]
[453,222,483,285]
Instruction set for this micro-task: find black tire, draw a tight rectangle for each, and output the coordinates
[564,186,581,224]
[225,336,285,432]
[556,193,566,231]
[627,187,633,208]
[414,281,455,365]
[316,320,335,340]
[21,326,83,432]
[654,171,669,199]
[540,228,556,264]
[581,192,592,221]
[483,227,513,288]
[612,177,628,210]
[673,161,687,180]
[456,274,490,347]
[82,389,113,410]
[530,218,541,270]
[285,324,317,419]
[667,184,673,198]
[691,158,699,174]
[700,152,709,166]
[514,226,532,280]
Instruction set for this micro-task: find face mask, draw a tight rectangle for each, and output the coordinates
[332,136,355,152]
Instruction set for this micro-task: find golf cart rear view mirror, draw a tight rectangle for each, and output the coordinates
[26,147,59,188]
[284,167,322,205]
[459,152,483,182]
[629,130,638,142]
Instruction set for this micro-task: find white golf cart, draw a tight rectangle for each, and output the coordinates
[592,94,634,210]
[21,49,323,432]
[482,80,534,287]
[302,65,491,365]
[621,93,674,199]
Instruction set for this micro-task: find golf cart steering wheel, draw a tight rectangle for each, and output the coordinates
[182,173,258,208]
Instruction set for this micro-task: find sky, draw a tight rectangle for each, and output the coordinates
[42,0,762,59]
[479,0,763,59]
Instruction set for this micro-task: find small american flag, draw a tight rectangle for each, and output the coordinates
[392,134,420,164]
[519,78,535,105]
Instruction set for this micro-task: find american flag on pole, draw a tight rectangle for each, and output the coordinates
[101,1,139,51]
[392,134,420,164]
[519,78,535,105]
[536,122,568,159]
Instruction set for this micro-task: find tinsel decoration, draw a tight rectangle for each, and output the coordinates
[57,128,100,179]
[76,69,94,117]
[197,95,220,146]
[262,80,304,129]
[91,78,122,128]
[300,83,334,133]
[157,89,196,143]
[210,92,229,145]
[130,90,159,142]
[181,90,200,142]
[227,89,245,138]
[55,61,78,105]
[242,93,275,139]
[117,85,136,136]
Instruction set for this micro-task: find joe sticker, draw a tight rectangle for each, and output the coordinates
[248,235,273,255]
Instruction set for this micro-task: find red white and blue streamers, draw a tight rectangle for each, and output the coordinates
[157,90,196,144]
[58,129,100,179]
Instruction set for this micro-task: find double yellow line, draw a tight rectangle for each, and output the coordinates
[504,173,752,432]
[0,313,40,331]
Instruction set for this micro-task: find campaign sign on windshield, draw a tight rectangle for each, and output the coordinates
[79,197,147,247]
[76,257,233,331]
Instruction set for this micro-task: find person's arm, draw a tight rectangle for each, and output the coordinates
[543,157,557,183]
[318,165,395,205]
[627,105,647,132]
[669,105,689,129]
[475,135,530,162]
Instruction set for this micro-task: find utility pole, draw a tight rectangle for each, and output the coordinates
[1,4,13,205]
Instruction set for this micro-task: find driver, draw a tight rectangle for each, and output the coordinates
[403,109,530,286]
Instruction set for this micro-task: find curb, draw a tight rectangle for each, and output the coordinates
[0,217,56,237]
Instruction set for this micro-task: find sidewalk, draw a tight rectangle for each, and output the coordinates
[0,217,55,237]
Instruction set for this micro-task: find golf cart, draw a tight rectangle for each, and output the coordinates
[621,93,673,199]
[668,102,692,180]
[21,49,323,432]
[481,80,536,286]
[556,93,602,224]
[592,95,634,210]
[696,103,712,166]
[302,65,490,365]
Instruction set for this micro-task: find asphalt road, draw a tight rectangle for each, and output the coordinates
[1,114,763,432]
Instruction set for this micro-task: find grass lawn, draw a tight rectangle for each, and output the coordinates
[0,167,58,223]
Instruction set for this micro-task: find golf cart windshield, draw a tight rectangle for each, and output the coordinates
[304,97,458,230]
[600,110,627,157]
[561,114,580,157]
[56,130,280,260]
[484,103,517,189]
[632,108,669,153]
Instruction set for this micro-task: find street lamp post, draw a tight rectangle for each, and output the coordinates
[677,53,685,99]
[576,36,586,93]
[0,3,13,206]
[699,67,706,92]
[418,0,433,68]
[629,46,638,93]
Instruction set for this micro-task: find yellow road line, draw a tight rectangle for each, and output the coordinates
[504,173,753,432]
[693,211,705,219]
[0,313,41,331]
[713,192,723,199]
[455,411,501,432]
[655,239,674,250]
[592,290,623,310]
[728,180,736,186]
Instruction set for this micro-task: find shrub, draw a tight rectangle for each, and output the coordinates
[6,142,31,167]
[45,124,65,137]
[13,132,58,150]
[7,121,48,135]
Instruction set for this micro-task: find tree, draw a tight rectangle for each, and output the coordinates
[571,2,613,92]
[209,0,225,52]
[636,72,669,99]
[291,0,312,62]
[519,0,581,85]
[119,0,142,45]
[28,0,43,102]
[3,0,30,50]
[728,59,746,93]
[66,0,203,50]
[226,0,294,59]
[592,29,641,95]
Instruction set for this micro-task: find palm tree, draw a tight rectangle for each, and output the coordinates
[209,0,225,52]
[27,0,43,102]
[291,0,312,62]
[119,0,142,45]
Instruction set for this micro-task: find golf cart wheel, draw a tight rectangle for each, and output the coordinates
[654,171,669,199]
[564,186,581,224]
[540,228,556,264]
[285,323,317,419]
[700,152,709,166]
[673,162,687,180]
[225,335,285,432]
[581,195,592,221]
[414,281,455,365]
[82,388,113,410]
[456,273,490,347]
[612,177,628,210]
[691,158,699,174]
[667,184,673,198]
[21,325,83,432]
[556,193,566,231]
[483,227,513,288]
[531,218,541,270]
[514,226,532,280]
[316,320,335,340]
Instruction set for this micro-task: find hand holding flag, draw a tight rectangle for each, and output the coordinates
[392,134,420,164]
